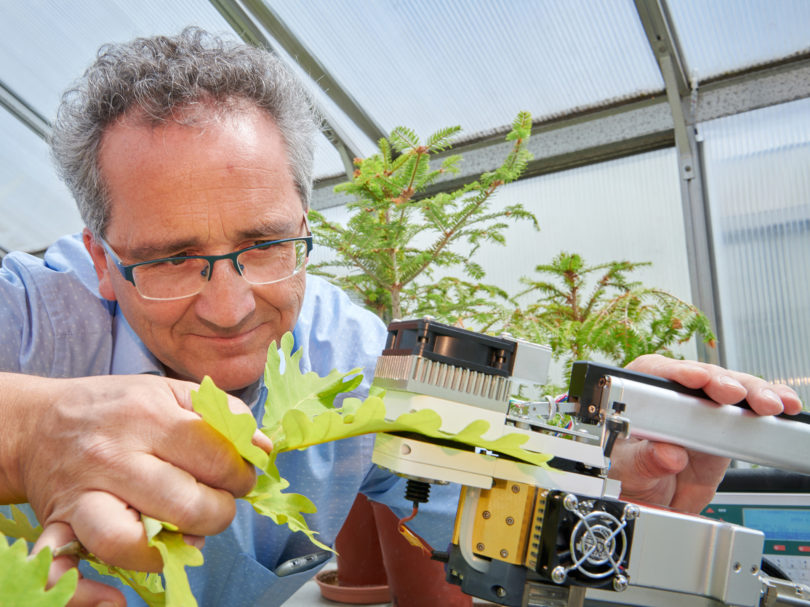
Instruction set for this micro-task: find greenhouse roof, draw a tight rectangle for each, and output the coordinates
[1,0,809,253]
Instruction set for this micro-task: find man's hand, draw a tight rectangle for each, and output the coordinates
[1,373,272,606]
[608,354,803,513]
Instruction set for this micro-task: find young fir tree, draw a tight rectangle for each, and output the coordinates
[504,252,716,382]
[308,112,539,324]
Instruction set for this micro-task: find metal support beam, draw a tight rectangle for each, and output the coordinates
[312,97,676,210]
[312,53,810,211]
[209,0,369,175]
[0,79,51,141]
[633,0,722,365]
[238,0,388,146]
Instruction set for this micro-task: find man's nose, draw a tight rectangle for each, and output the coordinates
[193,258,256,327]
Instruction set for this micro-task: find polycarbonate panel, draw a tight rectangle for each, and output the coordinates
[701,98,810,405]
[268,0,663,145]
[667,0,810,83]
[316,147,695,385]
[0,0,235,122]
[0,108,82,253]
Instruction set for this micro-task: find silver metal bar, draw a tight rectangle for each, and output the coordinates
[0,79,51,141]
[240,0,388,145]
[602,376,810,473]
[208,0,369,173]
[627,504,764,606]
[633,0,721,365]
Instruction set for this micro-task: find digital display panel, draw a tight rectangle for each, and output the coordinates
[743,508,810,542]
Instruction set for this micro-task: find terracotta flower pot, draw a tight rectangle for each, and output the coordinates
[370,501,472,607]
[316,493,392,604]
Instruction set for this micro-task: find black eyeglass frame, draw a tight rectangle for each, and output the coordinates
[98,235,314,297]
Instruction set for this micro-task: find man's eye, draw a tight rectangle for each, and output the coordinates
[168,257,188,266]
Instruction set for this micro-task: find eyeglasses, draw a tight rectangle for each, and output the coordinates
[98,228,313,301]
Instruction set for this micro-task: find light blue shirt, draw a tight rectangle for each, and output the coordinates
[0,234,457,606]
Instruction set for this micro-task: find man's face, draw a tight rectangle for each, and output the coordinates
[86,106,307,391]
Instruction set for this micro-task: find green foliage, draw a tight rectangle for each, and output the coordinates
[0,504,42,543]
[143,516,203,607]
[85,560,165,606]
[194,377,270,470]
[0,534,77,607]
[261,332,363,439]
[504,252,716,382]
[309,112,539,323]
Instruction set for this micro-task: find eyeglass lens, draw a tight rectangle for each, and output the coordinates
[132,239,309,299]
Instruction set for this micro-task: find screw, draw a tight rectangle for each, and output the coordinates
[588,405,597,413]
[734,562,742,573]
[563,494,579,512]
[500,549,509,558]
[482,510,491,519]
[476,543,485,551]
[511,484,520,494]
[494,586,507,598]
[624,504,640,520]
[551,566,567,584]
[506,516,515,526]
[613,575,629,592]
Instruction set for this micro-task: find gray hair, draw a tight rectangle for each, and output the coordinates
[51,27,318,236]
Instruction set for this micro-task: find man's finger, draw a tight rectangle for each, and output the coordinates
[64,491,163,571]
[34,521,126,607]
[626,354,803,415]
[167,378,273,458]
[612,438,690,481]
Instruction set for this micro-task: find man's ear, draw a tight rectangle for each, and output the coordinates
[82,227,117,301]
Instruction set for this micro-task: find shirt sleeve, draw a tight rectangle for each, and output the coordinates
[0,234,114,377]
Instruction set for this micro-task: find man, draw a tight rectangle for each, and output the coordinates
[0,28,802,607]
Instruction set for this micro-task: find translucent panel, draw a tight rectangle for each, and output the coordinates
[316,147,695,384]
[701,98,810,404]
[0,109,82,252]
[0,0,238,253]
[0,0,235,121]
[667,0,810,83]
[268,0,663,143]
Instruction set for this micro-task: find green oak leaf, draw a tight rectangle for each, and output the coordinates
[244,474,329,552]
[273,395,551,468]
[262,332,363,441]
[0,536,77,606]
[143,515,203,607]
[0,504,42,543]
[85,560,165,607]
[192,376,269,470]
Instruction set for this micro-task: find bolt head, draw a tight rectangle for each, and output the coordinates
[624,504,640,520]
[563,494,579,512]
